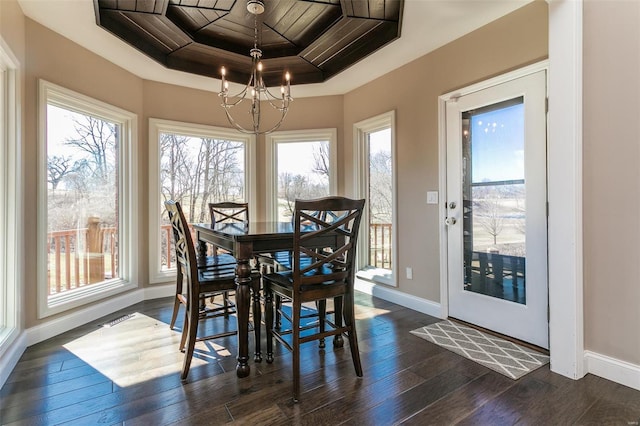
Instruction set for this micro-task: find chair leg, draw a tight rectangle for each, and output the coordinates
[333,296,344,348]
[317,299,326,349]
[343,293,362,377]
[169,296,181,330]
[181,299,199,381]
[265,286,274,363]
[179,306,189,352]
[275,295,282,329]
[170,270,183,329]
[292,301,301,403]
[223,291,229,318]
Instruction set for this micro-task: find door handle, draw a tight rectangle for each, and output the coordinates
[445,217,457,226]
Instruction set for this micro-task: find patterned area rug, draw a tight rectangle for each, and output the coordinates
[410,320,550,380]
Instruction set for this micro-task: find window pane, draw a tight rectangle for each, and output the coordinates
[368,128,392,270]
[159,132,246,271]
[276,141,330,221]
[46,105,119,297]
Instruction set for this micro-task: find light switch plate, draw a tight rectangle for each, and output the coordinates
[427,191,439,204]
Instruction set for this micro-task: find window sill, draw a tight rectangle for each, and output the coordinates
[356,266,396,287]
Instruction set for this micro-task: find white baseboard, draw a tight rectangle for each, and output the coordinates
[0,332,27,388]
[585,350,640,391]
[355,277,442,318]
[25,284,174,347]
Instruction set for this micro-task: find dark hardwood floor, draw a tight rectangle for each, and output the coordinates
[2,293,639,425]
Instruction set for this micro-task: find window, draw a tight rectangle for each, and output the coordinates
[38,80,138,318]
[148,119,256,283]
[354,111,397,286]
[265,129,337,221]
[0,39,20,349]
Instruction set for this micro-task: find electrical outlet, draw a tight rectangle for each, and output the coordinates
[406,267,413,280]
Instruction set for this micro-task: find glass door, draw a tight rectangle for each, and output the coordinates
[446,70,548,348]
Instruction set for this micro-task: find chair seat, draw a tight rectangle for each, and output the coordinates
[197,253,237,268]
[263,266,339,290]
[258,250,315,272]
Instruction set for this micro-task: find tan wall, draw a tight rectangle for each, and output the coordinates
[583,0,640,365]
[343,1,548,301]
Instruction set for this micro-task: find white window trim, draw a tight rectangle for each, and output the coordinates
[353,110,397,286]
[265,128,338,222]
[37,80,139,318]
[0,37,22,352]
[148,118,257,284]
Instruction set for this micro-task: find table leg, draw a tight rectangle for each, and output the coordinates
[252,274,262,363]
[235,248,252,378]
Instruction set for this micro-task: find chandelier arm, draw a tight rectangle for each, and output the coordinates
[220,95,248,108]
[254,108,289,134]
[223,108,257,134]
[265,98,290,112]
[263,86,289,101]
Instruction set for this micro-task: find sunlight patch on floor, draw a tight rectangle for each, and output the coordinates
[62,312,231,386]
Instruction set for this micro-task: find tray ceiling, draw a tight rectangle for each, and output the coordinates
[94,0,404,86]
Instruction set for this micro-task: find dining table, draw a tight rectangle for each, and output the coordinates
[192,221,339,378]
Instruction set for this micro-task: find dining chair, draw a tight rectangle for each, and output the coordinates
[165,200,259,381]
[209,201,249,228]
[169,202,248,329]
[263,196,366,402]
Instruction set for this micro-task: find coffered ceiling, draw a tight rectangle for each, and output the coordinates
[18,0,534,97]
[95,0,403,86]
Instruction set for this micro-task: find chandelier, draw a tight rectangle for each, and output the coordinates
[219,0,292,135]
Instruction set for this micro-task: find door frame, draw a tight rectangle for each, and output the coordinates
[438,28,584,380]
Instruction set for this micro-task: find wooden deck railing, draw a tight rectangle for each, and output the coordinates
[370,223,392,269]
[47,222,118,296]
[49,222,393,296]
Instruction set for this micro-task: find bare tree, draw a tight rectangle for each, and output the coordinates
[47,155,73,191]
[160,134,244,223]
[312,143,330,178]
[64,115,117,184]
[369,150,392,223]
[476,196,505,245]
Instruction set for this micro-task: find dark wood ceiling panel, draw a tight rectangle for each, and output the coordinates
[95,0,403,85]
[368,0,387,20]
[98,10,173,64]
[271,2,342,49]
[321,20,399,79]
[348,0,371,18]
[96,0,118,10]
[168,4,226,32]
[302,18,379,66]
[134,0,157,14]
[121,11,191,50]
[116,0,136,12]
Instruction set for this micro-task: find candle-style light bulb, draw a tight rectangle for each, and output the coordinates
[220,66,226,93]
[285,72,291,96]
[258,62,263,72]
